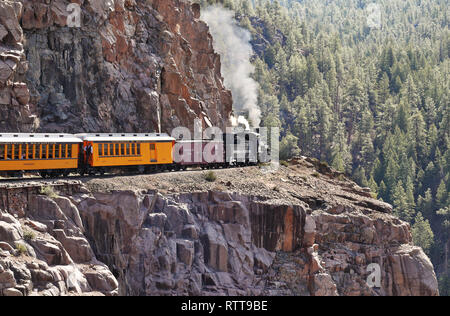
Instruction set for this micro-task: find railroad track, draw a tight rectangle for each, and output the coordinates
[0,165,255,187]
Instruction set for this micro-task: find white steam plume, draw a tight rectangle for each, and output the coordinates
[201,6,261,127]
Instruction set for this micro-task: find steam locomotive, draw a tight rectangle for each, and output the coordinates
[0,130,264,178]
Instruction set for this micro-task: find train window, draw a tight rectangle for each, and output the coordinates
[0,144,4,160]
[99,144,103,157]
[42,144,47,159]
[131,143,136,155]
[62,144,66,159]
[137,143,141,155]
[19,144,24,160]
[6,145,12,160]
[103,144,107,156]
[68,145,72,158]
[150,144,156,151]
[115,144,119,156]
[126,143,130,156]
[35,144,40,159]
[14,144,20,160]
[48,144,54,159]
[120,143,125,156]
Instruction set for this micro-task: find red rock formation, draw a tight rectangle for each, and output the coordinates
[0,0,37,132]
[0,0,232,133]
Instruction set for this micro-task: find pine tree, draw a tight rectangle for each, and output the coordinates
[392,181,415,222]
[436,180,449,209]
[418,189,434,219]
[279,133,301,160]
[437,207,450,276]
[412,212,435,255]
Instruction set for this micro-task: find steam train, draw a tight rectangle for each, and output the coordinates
[0,131,264,178]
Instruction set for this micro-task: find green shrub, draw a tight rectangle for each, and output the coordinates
[39,186,58,198]
[23,230,36,242]
[204,171,217,182]
[320,161,329,169]
[15,244,27,256]
[312,172,320,178]
[280,160,289,167]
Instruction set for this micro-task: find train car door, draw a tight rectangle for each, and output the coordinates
[83,141,94,166]
[149,143,157,163]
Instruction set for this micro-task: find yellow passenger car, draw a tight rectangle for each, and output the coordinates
[0,133,81,176]
[76,133,175,172]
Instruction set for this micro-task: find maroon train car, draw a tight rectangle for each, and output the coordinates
[174,140,225,168]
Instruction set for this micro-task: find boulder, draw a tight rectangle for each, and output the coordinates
[24,220,47,233]
[0,61,13,85]
[12,83,30,105]
[29,238,72,266]
[2,287,22,296]
[253,247,275,272]
[0,0,23,42]
[201,224,229,272]
[52,230,94,264]
[176,239,194,266]
[84,266,119,296]
[0,242,14,253]
[182,225,199,240]
[53,197,84,232]
[0,270,16,288]
[0,221,22,244]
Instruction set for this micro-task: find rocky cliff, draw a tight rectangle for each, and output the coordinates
[0,159,440,296]
[0,0,232,133]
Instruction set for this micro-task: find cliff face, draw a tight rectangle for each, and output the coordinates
[0,0,232,133]
[0,159,440,296]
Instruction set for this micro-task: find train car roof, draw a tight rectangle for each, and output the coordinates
[76,133,176,142]
[0,133,82,143]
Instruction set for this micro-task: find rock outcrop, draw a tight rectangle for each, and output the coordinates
[0,0,232,133]
[0,0,37,132]
[0,160,440,296]
[0,190,118,296]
